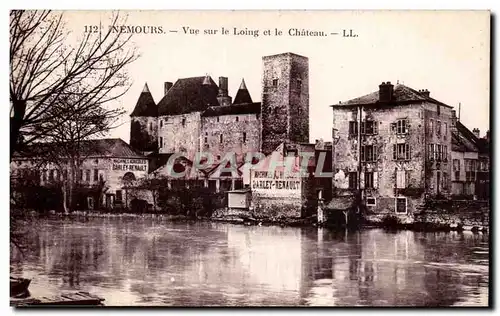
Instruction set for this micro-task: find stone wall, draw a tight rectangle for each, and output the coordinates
[201,113,260,163]
[261,53,309,154]
[364,199,489,231]
[158,112,201,157]
[414,199,489,230]
[130,116,158,152]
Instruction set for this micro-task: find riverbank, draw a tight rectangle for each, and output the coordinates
[10,207,489,233]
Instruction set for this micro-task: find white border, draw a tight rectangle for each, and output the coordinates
[2,1,497,315]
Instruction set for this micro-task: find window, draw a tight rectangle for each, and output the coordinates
[182,118,186,127]
[204,133,208,144]
[216,155,221,160]
[361,121,377,135]
[361,145,377,162]
[429,119,434,135]
[396,119,408,134]
[444,122,448,137]
[465,159,477,182]
[160,120,163,128]
[364,172,374,189]
[149,122,152,131]
[395,197,407,214]
[443,145,447,161]
[348,172,358,189]
[453,159,460,181]
[428,144,434,160]
[243,132,247,143]
[437,120,441,136]
[116,190,123,202]
[94,169,99,182]
[217,116,219,122]
[272,78,279,87]
[437,104,441,116]
[236,116,239,122]
[94,159,99,164]
[393,144,410,160]
[160,137,163,148]
[348,121,358,135]
[296,78,302,92]
[396,170,407,188]
[220,134,223,144]
[366,197,376,206]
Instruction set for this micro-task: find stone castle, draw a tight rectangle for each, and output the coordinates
[129,52,310,162]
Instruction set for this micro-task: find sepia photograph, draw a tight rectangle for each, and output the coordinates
[9,10,490,307]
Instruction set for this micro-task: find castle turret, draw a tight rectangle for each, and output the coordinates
[130,83,158,154]
[233,78,253,104]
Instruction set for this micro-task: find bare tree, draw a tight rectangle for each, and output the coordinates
[27,89,125,214]
[10,10,138,159]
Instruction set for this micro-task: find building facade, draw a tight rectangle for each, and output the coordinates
[129,52,310,164]
[330,82,454,221]
[11,138,148,210]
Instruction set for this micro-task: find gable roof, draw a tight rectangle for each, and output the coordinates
[131,84,157,117]
[13,138,145,159]
[157,76,220,116]
[332,84,453,108]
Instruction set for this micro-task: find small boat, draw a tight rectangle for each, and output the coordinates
[10,277,31,297]
[12,291,105,306]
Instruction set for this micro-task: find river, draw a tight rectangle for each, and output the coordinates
[10,217,489,307]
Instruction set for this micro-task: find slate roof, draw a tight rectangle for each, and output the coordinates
[13,138,144,159]
[332,84,453,108]
[233,79,253,104]
[131,84,157,117]
[157,76,220,116]
[202,102,261,117]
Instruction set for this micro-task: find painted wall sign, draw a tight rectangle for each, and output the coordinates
[112,159,148,172]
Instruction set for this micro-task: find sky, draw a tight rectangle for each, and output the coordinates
[61,10,490,142]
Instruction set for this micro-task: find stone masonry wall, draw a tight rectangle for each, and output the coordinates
[261,53,309,154]
[332,104,426,215]
[130,116,158,152]
[201,113,260,163]
[158,112,201,158]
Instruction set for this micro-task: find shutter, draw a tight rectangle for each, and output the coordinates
[393,144,397,160]
[406,144,410,160]
[360,122,365,135]
[373,171,378,188]
[360,172,364,189]
[373,145,378,161]
[373,121,378,134]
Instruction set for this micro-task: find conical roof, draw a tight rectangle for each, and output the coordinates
[233,78,253,104]
[131,83,157,117]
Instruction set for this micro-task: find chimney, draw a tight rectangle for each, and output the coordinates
[420,89,430,98]
[472,128,480,138]
[164,82,173,95]
[378,81,394,102]
[218,77,228,97]
[451,110,457,127]
[217,76,232,106]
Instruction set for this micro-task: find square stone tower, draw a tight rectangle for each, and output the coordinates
[261,53,309,154]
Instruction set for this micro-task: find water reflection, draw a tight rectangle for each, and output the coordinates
[11,218,489,306]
